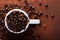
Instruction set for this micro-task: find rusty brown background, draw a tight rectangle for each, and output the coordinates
[0,0,60,40]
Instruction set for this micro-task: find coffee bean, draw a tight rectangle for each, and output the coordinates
[28,11,32,16]
[34,15,38,19]
[15,6,20,9]
[45,4,48,8]
[29,5,35,10]
[25,2,29,6]
[39,2,42,6]
[45,13,48,17]
[0,9,5,13]
[1,27,4,30]
[4,8,8,13]
[43,24,46,29]
[5,31,8,34]
[24,0,27,3]
[0,18,4,25]
[36,11,43,17]
[24,4,27,9]
[0,10,2,13]
[8,4,11,7]
[39,11,43,15]
[26,9,29,12]
[32,33,36,37]
[4,4,8,7]
[51,13,54,18]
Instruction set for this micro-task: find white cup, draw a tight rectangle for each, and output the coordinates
[4,9,40,34]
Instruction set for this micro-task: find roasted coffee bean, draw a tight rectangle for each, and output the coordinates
[26,9,29,12]
[45,4,48,8]
[1,27,4,30]
[32,33,36,37]
[45,13,48,17]
[34,15,38,19]
[7,4,11,7]
[25,2,29,6]
[4,7,9,13]
[4,4,8,7]
[15,5,20,9]
[39,2,42,6]
[36,11,43,17]
[16,6,20,9]
[39,11,43,16]
[24,0,27,3]
[36,12,41,17]
[0,9,5,13]
[29,5,35,10]
[24,3,29,9]
[43,24,46,29]
[28,11,32,16]
[0,10,2,13]
[5,31,8,34]
[43,24,46,27]
[24,4,27,9]
[0,18,4,25]
[51,13,54,18]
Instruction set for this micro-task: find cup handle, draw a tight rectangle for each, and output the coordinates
[29,19,40,24]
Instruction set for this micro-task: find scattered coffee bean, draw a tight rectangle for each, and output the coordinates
[0,10,2,13]
[51,13,54,18]
[0,18,3,25]
[1,27,4,30]
[5,31,8,34]
[34,15,38,19]
[40,11,43,15]
[36,12,43,17]
[45,13,48,17]
[36,11,43,17]
[39,2,42,6]
[45,4,48,8]
[26,9,29,12]
[29,5,35,10]
[43,24,46,28]
[4,4,8,8]
[24,0,27,3]
[32,33,36,37]
[28,11,32,16]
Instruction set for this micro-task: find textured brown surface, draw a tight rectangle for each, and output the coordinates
[0,0,60,40]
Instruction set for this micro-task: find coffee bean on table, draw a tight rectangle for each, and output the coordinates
[4,4,8,8]
[36,11,43,17]
[43,24,46,29]
[29,5,35,10]
[24,0,27,3]
[39,2,42,6]
[51,13,54,18]
[45,4,48,8]
[45,13,48,17]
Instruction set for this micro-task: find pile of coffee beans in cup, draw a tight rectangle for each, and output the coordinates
[7,11,29,32]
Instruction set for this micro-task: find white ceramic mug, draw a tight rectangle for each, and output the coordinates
[4,9,40,34]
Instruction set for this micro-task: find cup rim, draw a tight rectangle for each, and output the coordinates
[5,9,30,34]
